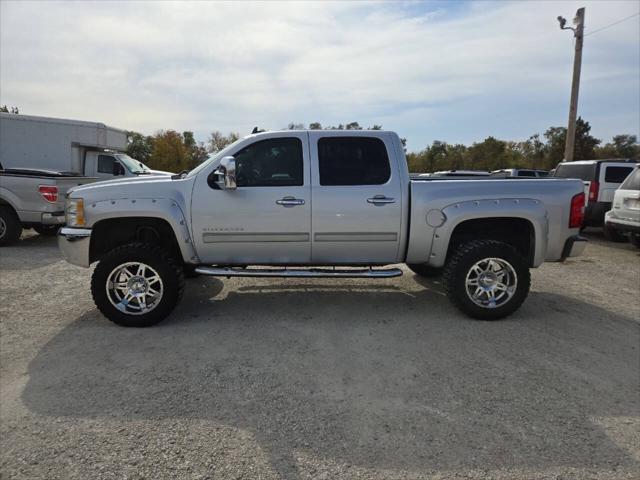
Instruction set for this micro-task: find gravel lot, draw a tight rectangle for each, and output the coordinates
[1,230,639,480]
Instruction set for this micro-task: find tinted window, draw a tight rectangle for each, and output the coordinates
[233,138,303,187]
[318,137,390,186]
[517,170,536,177]
[620,167,640,190]
[604,166,633,183]
[538,171,549,177]
[553,163,596,181]
[97,155,114,174]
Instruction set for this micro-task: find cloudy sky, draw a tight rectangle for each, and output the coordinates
[1,0,638,151]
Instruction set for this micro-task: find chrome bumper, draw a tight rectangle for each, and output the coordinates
[58,227,92,267]
[41,211,66,225]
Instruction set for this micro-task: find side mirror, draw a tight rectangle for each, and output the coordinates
[113,162,125,176]
[213,156,237,190]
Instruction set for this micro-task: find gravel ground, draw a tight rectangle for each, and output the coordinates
[1,229,639,480]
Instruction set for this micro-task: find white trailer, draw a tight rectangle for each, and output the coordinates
[0,113,168,180]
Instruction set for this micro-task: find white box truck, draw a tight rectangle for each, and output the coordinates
[0,113,169,180]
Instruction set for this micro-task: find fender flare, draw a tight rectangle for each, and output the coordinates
[87,197,200,264]
[427,198,549,268]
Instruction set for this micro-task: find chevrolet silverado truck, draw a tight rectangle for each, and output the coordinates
[58,130,587,327]
[0,163,96,245]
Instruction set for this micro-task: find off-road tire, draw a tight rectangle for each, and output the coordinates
[443,239,530,320]
[603,225,627,243]
[33,224,59,236]
[0,206,22,246]
[407,263,443,278]
[91,243,185,327]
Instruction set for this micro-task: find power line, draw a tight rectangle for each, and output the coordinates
[584,12,640,37]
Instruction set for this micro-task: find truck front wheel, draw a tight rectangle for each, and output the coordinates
[443,240,530,320]
[91,243,185,327]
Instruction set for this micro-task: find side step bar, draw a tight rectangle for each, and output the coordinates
[194,266,403,278]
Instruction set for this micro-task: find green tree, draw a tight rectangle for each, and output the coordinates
[543,117,601,167]
[309,122,322,130]
[147,130,189,172]
[0,105,19,114]
[126,131,153,163]
[182,131,208,168]
[208,131,240,153]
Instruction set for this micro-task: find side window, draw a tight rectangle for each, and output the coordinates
[97,155,114,174]
[517,170,536,177]
[604,166,633,183]
[620,167,640,190]
[318,137,391,186]
[233,138,303,187]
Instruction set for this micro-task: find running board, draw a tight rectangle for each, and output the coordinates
[194,266,403,278]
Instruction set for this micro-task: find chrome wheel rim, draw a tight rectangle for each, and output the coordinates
[0,217,6,240]
[465,257,517,309]
[106,262,163,315]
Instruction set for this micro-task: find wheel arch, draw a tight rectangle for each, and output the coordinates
[428,199,549,268]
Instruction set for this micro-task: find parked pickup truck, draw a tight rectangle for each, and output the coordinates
[58,130,587,327]
[0,164,96,245]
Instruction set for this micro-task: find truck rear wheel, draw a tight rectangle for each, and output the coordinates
[91,243,185,327]
[0,206,22,246]
[603,224,627,243]
[443,240,530,320]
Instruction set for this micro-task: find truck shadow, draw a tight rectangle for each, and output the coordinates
[22,277,639,478]
[0,233,61,269]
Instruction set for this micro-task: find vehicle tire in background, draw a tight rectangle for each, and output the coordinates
[630,234,640,248]
[407,263,442,278]
[33,224,60,236]
[91,243,185,327]
[603,225,627,243]
[0,206,22,246]
[443,239,530,320]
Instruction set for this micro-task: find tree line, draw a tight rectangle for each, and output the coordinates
[126,117,638,174]
[3,106,637,173]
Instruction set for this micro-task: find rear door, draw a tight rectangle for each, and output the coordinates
[599,164,635,203]
[309,132,403,264]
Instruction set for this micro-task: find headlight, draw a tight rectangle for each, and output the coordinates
[65,198,85,227]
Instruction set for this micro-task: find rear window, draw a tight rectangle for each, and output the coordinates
[604,166,634,184]
[553,163,596,181]
[620,167,640,190]
[97,155,114,174]
[517,170,536,177]
[318,137,391,186]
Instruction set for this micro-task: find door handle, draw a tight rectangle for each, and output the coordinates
[367,195,395,205]
[276,196,305,207]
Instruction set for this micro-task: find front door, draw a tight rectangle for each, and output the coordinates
[309,132,403,264]
[191,133,311,265]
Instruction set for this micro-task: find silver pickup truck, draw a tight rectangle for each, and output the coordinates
[58,130,587,327]
[0,165,96,245]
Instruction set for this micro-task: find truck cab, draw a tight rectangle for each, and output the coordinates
[81,151,164,180]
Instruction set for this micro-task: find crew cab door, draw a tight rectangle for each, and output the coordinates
[191,133,311,264]
[309,132,403,264]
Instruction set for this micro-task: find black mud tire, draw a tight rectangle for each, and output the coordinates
[603,225,627,243]
[407,263,443,278]
[33,224,59,236]
[0,206,22,246]
[443,239,530,321]
[91,243,185,327]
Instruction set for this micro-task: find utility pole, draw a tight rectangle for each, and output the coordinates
[557,7,585,161]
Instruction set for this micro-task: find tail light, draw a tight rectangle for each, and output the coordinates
[588,181,599,202]
[569,192,585,228]
[38,185,58,203]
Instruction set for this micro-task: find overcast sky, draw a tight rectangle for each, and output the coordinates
[1,0,638,151]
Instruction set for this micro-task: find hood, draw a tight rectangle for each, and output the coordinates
[67,174,191,202]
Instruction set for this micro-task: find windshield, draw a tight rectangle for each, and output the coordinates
[116,154,151,174]
[186,137,245,178]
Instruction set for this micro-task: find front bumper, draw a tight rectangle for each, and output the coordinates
[560,235,587,260]
[605,211,640,234]
[58,227,92,267]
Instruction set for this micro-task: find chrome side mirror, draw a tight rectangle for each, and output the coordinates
[213,156,237,190]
